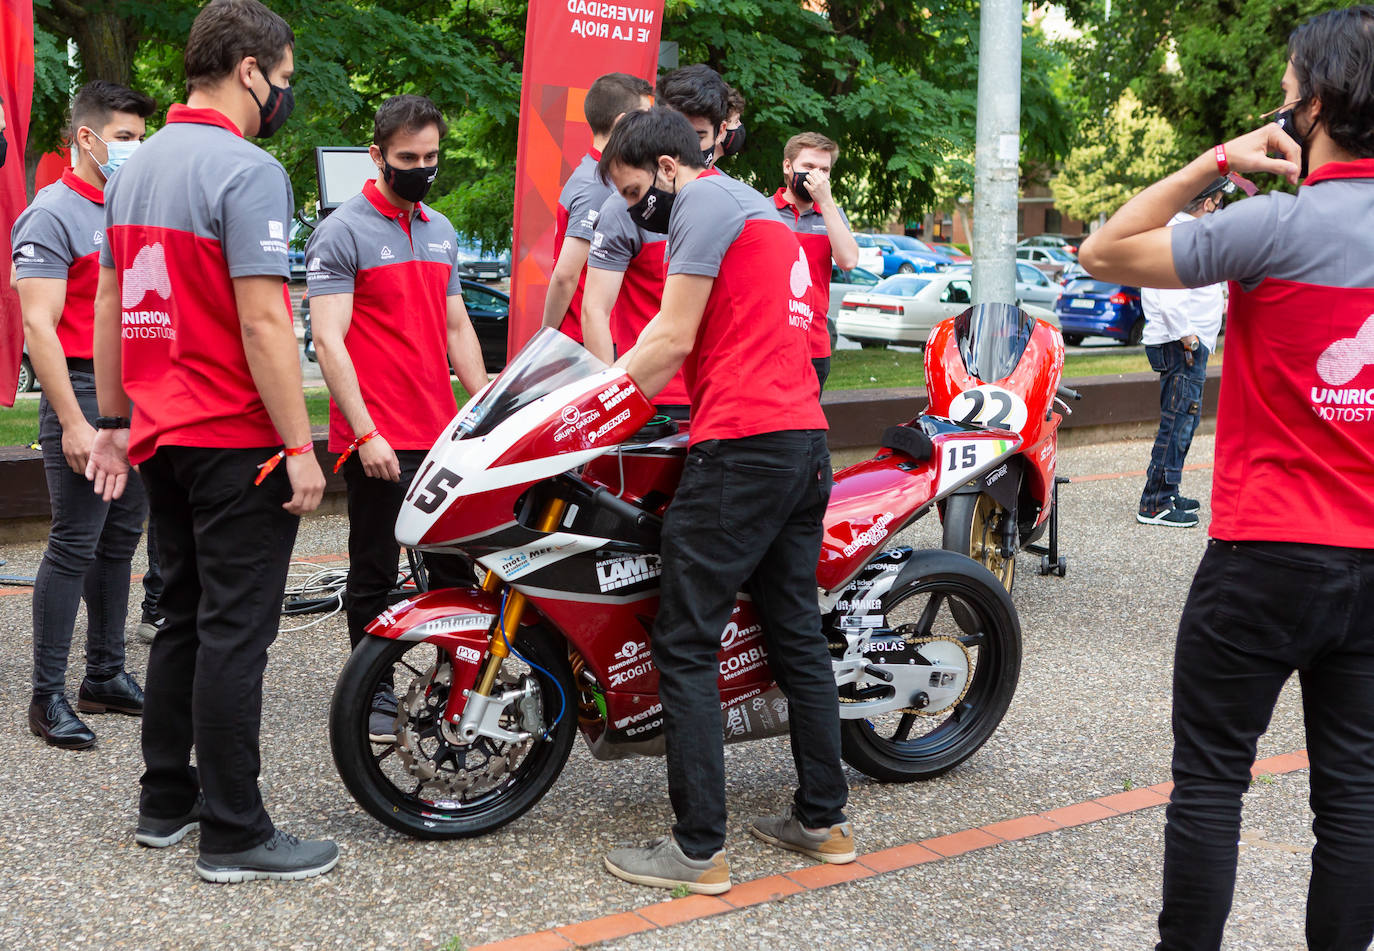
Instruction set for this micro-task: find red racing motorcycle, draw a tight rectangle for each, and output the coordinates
[926,302,1079,589]
[329,329,1023,839]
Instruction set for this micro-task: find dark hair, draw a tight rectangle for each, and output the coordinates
[584,72,654,136]
[726,85,746,121]
[68,80,156,140]
[655,64,730,128]
[373,94,448,151]
[597,107,706,184]
[1288,5,1374,158]
[184,0,295,93]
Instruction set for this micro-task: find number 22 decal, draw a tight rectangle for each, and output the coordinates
[947,385,1028,432]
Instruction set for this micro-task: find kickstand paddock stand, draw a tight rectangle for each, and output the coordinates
[1029,475,1070,577]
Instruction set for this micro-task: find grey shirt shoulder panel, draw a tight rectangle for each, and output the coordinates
[667,173,772,278]
[587,193,643,273]
[561,154,614,243]
[13,183,98,278]
[304,199,363,296]
[100,121,293,280]
[1174,178,1374,292]
[304,190,462,298]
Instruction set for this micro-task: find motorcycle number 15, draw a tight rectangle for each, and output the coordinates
[937,436,1016,495]
[947,385,1027,433]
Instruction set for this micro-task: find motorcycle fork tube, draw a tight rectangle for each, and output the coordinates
[470,497,568,698]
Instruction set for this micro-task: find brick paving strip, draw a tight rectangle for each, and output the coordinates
[469,750,1310,951]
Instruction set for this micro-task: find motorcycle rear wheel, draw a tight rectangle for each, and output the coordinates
[329,627,576,839]
[942,492,1016,591]
[840,562,1020,782]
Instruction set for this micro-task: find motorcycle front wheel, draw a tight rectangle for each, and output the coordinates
[840,559,1021,781]
[942,491,1016,591]
[329,626,577,839]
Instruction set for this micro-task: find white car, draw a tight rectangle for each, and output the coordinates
[838,272,1058,350]
[1015,245,1075,280]
[946,263,1060,307]
[851,234,886,274]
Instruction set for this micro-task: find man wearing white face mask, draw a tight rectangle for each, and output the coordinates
[12,79,156,749]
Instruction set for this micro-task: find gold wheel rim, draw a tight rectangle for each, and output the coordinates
[968,494,1014,590]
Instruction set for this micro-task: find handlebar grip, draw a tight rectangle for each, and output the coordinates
[590,486,659,529]
[1056,384,1082,401]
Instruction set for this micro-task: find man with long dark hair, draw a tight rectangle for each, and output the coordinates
[1081,7,1374,947]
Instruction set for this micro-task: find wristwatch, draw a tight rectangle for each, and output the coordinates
[1182,337,1200,352]
[94,416,131,430]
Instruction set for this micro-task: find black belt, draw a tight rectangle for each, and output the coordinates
[66,357,95,373]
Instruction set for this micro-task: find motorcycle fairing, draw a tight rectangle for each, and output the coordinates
[818,417,1022,593]
[395,367,654,549]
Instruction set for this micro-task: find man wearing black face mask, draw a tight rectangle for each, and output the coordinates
[775,132,860,391]
[305,95,487,727]
[88,0,334,882]
[715,86,746,163]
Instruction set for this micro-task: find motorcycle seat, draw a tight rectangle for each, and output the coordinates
[879,425,934,462]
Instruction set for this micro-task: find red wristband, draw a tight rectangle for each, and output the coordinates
[1214,144,1229,175]
[255,441,316,485]
[332,428,381,473]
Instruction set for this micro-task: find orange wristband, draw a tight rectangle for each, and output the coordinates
[255,442,315,485]
[332,428,381,473]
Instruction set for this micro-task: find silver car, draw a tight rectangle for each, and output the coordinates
[946,263,1060,307]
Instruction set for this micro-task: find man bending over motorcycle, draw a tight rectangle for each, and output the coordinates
[596,107,855,894]
[1080,7,1374,948]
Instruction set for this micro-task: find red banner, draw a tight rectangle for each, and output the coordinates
[508,0,664,355]
[0,0,33,406]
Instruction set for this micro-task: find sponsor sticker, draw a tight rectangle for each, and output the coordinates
[596,554,661,592]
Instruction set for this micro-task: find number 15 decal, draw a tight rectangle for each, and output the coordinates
[946,444,977,471]
[412,467,462,514]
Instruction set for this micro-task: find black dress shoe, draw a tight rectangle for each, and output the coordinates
[77,671,144,715]
[28,694,97,749]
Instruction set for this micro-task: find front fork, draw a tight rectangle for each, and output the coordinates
[446,498,568,736]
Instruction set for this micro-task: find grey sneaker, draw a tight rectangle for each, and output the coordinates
[195,829,339,883]
[136,795,202,848]
[604,834,731,895]
[750,806,856,864]
[136,615,167,644]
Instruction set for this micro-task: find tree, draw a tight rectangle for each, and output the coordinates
[1050,89,1178,222]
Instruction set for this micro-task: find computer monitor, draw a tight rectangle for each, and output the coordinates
[314,147,377,211]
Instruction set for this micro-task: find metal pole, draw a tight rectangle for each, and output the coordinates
[971,0,1022,306]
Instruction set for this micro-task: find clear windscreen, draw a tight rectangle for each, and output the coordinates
[953,302,1034,383]
[458,328,608,439]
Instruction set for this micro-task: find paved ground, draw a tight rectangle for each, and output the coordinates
[0,432,1316,950]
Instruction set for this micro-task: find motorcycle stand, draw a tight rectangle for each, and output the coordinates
[1029,476,1070,577]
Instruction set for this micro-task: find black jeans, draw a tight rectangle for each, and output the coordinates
[653,429,848,858]
[32,371,147,697]
[137,446,299,853]
[140,517,163,620]
[1141,341,1209,514]
[811,356,831,394]
[341,450,472,650]
[1158,539,1374,951]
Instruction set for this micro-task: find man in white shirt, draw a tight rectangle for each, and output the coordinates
[1137,177,1235,527]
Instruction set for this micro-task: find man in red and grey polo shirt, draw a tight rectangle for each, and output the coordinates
[773,131,860,391]
[305,94,487,740]
[88,0,335,883]
[13,79,155,750]
[597,108,853,896]
[582,64,734,417]
[1080,8,1374,946]
[539,72,654,361]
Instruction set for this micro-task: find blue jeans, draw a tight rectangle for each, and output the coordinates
[1140,341,1209,514]
[1158,540,1374,950]
[31,371,148,697]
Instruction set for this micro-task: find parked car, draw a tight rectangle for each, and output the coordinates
[828,265,881,348]
[1015,245,1076,280]
[851,234,885,273]
[1053,277,1144,345]
[837,273,971,349]
[16,345,36,396]
[927,243,972,265]
[944,262,1061,307]
[454,242,511,282]
[865,234,943,276]
[303,279,510,373]
[1018,234,1081,255]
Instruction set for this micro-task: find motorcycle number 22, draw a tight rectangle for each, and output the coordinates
[948,385,1028,433]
